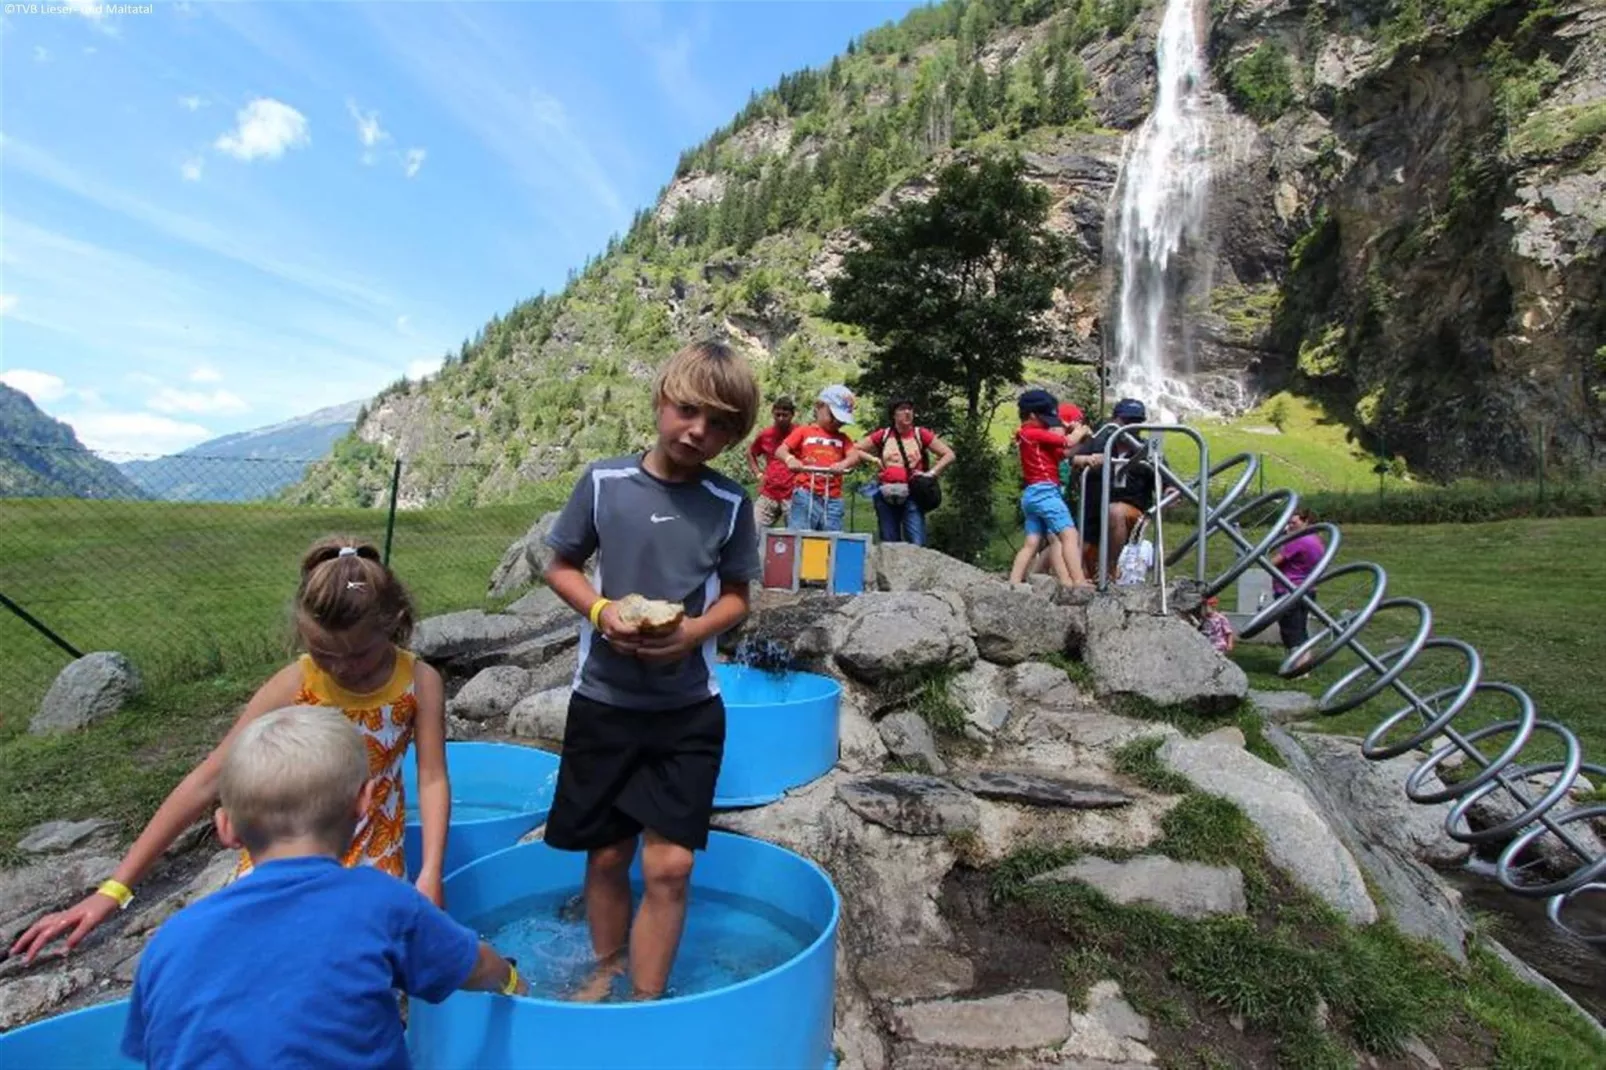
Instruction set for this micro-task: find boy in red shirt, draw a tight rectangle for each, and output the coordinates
[746,396,796,529]
[1008,389,1089,587]
[774,385,860,532]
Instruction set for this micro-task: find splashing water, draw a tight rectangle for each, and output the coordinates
[733,636,794,675]
[1111,0,1212,419]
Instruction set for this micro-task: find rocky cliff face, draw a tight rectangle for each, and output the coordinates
[295,0,1604,506]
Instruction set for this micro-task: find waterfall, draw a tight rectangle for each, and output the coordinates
[1110,0,1212,418]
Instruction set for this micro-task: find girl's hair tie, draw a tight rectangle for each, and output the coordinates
[346,581,366,590]
[338,546,358,557]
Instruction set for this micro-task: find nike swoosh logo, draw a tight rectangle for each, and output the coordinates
[650,514,677,523]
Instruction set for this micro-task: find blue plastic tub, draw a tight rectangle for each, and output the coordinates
[404,741,561,879]
[713,664,841,808]
[407,831,840,1070]
[0,997,135,1068]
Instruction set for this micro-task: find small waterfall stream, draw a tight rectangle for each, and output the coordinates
[1110,0,1213,417]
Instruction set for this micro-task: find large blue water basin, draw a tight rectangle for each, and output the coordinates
[407,830,840,1070]
[404,741,560,879]
[0,997,133,1068]
[713,664,840,808]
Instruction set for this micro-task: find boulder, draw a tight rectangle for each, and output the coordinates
[833,592,977,684]
[955,771,1133,810]
[16,818,115,855]
[0,850,123,932]
[964,584,1085,664]
[1083,593,1247,713]
[412,610,575,677]
[878,711,946,775]
[1291,733,1469,867]
[1060,981,1156,1065]
[835,774,980,837]
[712,773,958,953]
[1159,730,1377,924]
[503,585,572,633]
[446,665,533,722]
[1030,855,1247,919]
[1249,688,1318,724]
[507,687,571,745]
[1465,769,1606,879]
[891,989,1071,1051]
[856,946,975,1004]
[875,543,998,595]
[948,661,1012,741]
[0,969,95,1031]
[488,511,560,597]
[838,689,891,772]
[30,652,141,735]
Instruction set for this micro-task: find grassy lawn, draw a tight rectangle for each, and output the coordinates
[0,499,542,857]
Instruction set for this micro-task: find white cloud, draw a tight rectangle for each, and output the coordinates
[148,386,250,415]
[0,294,17,317]
[180,156,204,182]
[347,99,391,163]
[396,314,412,334]
[67,411,213,456]
[189,365,223,383]
[61,0,119,36]
[0,369,68,403]
[214,98,310,162]
[178,95,206,112]
[34,46,51,63]
[403,147,426,178]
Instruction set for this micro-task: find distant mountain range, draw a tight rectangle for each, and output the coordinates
[119,400,364,502]
[0,383,147,500]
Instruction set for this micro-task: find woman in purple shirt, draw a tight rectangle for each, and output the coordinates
[1270,506,1325,675]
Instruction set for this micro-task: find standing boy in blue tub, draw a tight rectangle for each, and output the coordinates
[542,340,763,1001]
[122,706,525,1070]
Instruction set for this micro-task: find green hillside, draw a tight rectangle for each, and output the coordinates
[0,384,147,500]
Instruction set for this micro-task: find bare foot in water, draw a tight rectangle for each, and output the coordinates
[570,954,625,1003]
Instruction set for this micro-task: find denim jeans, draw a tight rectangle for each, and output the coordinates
[791,488,844,532]
[872,491,926,545]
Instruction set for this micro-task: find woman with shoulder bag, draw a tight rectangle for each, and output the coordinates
[854,398,957,545]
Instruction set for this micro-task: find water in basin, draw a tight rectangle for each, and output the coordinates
[468,885,814,1001]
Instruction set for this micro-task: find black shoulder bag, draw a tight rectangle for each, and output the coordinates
[895,430,943,513]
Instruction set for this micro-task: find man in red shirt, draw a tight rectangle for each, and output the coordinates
[1008,389,1089,588]
[746,396,796,528]
[774,385,860,532]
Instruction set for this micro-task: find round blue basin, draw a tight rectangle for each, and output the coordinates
[0,997,134,1068]
[407,830,839,1070]
[404,741,561,879]
[713,664,840,808]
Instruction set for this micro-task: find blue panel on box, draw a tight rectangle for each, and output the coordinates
[830,535,868,595]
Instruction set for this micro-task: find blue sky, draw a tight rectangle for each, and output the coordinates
[0,0,924,456]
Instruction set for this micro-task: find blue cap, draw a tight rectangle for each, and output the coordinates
[1112,398,1147,422]
[1018,388,1062,426]
[817,385,856,425]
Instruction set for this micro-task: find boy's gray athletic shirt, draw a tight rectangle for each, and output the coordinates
[545,454,761,711]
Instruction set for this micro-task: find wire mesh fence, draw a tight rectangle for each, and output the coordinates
[0,442,544,729]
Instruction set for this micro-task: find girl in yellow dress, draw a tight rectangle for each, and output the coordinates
[11,537,452,963]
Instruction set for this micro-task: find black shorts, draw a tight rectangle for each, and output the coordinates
[1278,599,1311,651]
[543,691,725,853]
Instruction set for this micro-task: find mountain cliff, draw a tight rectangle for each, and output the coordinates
[292,0,1605,507]
[0,384,147,500]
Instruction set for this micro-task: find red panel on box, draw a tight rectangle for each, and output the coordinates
[762,532,799,590]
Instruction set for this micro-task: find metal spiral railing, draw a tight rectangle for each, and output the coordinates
[1081,422,1605,945]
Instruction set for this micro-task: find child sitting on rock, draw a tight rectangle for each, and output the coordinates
[121,706,525,1070]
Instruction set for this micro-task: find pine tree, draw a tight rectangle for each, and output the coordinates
[1047,56,1090,125]
[966,63,993,128]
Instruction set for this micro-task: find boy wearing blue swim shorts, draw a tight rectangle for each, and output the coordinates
[1008,389,1090,588]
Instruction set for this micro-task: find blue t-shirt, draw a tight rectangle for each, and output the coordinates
[122,856,480,1070]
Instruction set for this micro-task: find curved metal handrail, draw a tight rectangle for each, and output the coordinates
[1094,435,1606,944]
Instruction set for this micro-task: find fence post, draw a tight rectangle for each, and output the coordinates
[383,458,402,567]
[0,590,84,660]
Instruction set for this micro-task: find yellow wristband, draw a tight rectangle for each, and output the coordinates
[98,879,134,910]
[501,964,521,996]
[588,598,611,629]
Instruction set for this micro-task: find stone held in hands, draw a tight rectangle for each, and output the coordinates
[31,651,141,735]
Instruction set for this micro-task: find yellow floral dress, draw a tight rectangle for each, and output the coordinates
[234,650,419,880]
